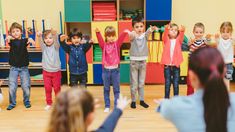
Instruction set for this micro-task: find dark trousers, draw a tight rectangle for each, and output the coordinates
[164,65,180,98]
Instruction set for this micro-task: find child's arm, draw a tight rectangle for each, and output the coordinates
[214,33,220,46]
[116,30,128,47]
[37,31,46,50]
[95,28,105,49]
[178,25,185,44]
[126,30,136,41]
[162,24,170,42]
[145,25,157,37]
[27,38,36,47]
[59,34,70,53]
[5,36,14,46]
[51,29,60,50]
[82,39,93,53]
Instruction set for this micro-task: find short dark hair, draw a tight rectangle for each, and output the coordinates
[10,22,22,33]
[132,16,144,27]
[69,28,82,39]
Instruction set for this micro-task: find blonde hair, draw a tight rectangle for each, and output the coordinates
[104,26,116,41]
[9,22,22,33]
[43,30,52,38]
[220,21,233,33]
[193,22,205,32]
[47,89,94,132]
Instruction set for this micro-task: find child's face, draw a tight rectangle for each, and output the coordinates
[169,26,179,39]
[44,33,54,46]
[106,35,116,43]
[133,22,144,35]
[193,27,204,40]
[11,28,22,39]
[71,36,81,45]
[221,30,232,40]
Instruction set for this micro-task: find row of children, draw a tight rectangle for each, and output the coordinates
[2,16,234,113]
[47,46,235,132]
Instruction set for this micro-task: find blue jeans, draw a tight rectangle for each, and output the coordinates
[164,65,180,98]
[102,68,120,108]
[70,72,87,88]
[8,66,31,106]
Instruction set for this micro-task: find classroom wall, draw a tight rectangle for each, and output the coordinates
[1,0,64,33]
[172,0,235,37]
[1,0,234,37]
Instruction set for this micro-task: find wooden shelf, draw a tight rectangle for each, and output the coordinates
[0,47,42,53]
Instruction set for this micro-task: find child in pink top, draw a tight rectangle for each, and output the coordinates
[161,23,185,98]
[95,26,128,113]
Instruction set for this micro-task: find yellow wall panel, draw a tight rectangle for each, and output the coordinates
[87,64,93,84]
[180,52,189,76]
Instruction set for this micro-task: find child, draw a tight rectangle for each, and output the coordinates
[156,47,235,132]
[187,22,210,95]
[95,26,127,112]
[37,29,61,110]
[126,16,157,108]
[5,22,35,110]
[59,29,93,88]
[0,80,3,111]
[216,21,234,90]
[47,88,130,132]
[161,23,185,98]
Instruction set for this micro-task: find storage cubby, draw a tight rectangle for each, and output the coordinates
[119,0,144,20]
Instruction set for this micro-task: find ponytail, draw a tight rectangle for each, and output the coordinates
[203,66,230,132]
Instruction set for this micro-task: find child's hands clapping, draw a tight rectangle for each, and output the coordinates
[117,94,131,111]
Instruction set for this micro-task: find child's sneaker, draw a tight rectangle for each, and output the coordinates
[24,103,31,108]
[6,105,15,110]
[140,101,149,108]
[104,108,110,113]
[130,102,136,109]
[44,105,52,111]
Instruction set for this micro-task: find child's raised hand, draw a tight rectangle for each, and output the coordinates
[95,28,100,33]
[180,25,185,32]
[205,34,212,40]
[51,29,57,35]
[27,38,35,46]
[124,29,131,34]
[117,94,131,111]
[60,35,68,42]
[37,31,42,37]
[5,35,13,43]
[89,39,94,44]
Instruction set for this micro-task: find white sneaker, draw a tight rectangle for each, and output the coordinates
[104,108,110,113]
[44,105,52,111]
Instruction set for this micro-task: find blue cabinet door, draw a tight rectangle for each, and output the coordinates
[146,0,172,21]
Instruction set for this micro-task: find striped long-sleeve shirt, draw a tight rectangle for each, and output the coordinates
[189,39,207,55]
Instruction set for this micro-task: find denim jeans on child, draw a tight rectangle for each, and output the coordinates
[70,72,87,88]
[102,68,120,108]
[164,65,180,98]
[8,66,31,107]
[130,60,146,102]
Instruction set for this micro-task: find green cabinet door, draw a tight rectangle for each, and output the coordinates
[120,63,130,83]
[64,0,91,22]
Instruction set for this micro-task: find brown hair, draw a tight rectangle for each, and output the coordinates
[220,21,233,33]
[193,22,205,32]
[169,23,179,37]
[47,89,94,132]
[9,22,22,33]
[132,16,144,27]
[104,26,116,37]
[189,47,230,132]
[43,30,52,38]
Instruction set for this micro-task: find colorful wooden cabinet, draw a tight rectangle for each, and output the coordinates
[145,63,165,84]
[91,21,118,43]
[93,64,103,84]
[146,0,172,21]
[64,0,91,22]
[120,63,130,83]
[118,21,132,43]
[87,64,93,84]
[180,52,189,76]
